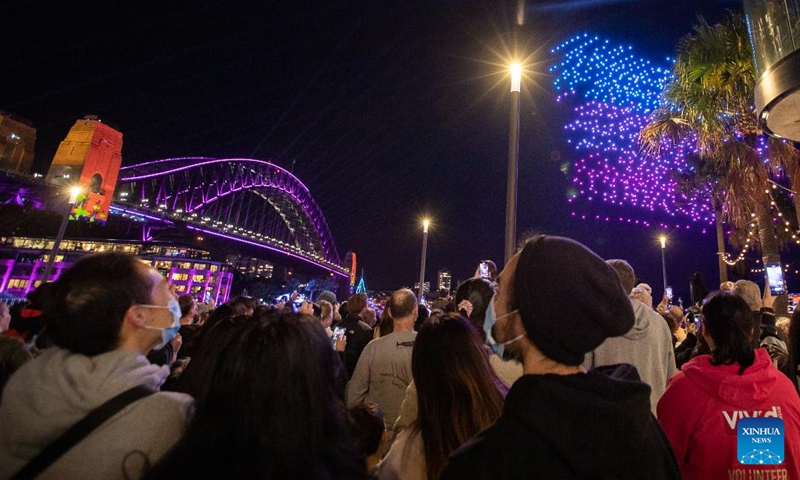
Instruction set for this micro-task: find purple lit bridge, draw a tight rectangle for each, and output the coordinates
[112,157,348,277]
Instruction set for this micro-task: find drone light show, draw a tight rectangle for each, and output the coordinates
[550,33,715,233]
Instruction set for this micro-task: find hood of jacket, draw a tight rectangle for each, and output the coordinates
[680,348,779,409]
[0,346,169,449]
[506,364,657,476]
[620,298,659,340]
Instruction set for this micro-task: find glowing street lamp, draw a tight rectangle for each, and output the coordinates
[418,218,430,300]
[41,186,83,284]
[659,234,668,295]
[505,62,522,264]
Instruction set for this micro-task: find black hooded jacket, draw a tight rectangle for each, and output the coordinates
[441,364,679,479]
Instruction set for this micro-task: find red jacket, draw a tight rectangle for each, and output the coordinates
[657,349,800,480]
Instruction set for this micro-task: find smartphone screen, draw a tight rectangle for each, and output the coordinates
[692,313,702,330]
[665,286,673,299]
[330,327,343,346]
[479,262,489,278]
[766,263,787,295]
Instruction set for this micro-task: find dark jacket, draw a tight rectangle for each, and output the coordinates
[442,364,680,480]
[339,314,372,378]
[674,333,697,369]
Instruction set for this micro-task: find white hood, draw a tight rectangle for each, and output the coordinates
[622,298,657,340]
[0,347,169,449]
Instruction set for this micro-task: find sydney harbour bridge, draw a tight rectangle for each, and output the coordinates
[2,156,349,279]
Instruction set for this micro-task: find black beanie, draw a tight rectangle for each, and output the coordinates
[513,236,635,366]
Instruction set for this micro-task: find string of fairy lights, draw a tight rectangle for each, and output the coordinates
[720,183,800,266]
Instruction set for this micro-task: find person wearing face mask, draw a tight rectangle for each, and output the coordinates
[0,253,193,480]
[145,299,183,368]
[442,235,679,480]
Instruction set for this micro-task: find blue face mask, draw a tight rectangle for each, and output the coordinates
[140,298,182,350]
[484,296,524,361]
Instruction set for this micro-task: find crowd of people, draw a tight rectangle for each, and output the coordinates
[1,235,800,479]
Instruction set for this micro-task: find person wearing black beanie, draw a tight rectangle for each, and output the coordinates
[442,235,679,480]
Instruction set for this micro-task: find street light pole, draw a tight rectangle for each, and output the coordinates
[418,219,430,301]
[660,235,668,294]
[41,186,81,284]
[505,63,522,264]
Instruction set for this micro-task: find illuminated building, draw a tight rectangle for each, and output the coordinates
[0,112,36,175]
[0,236,233,303]
[46,116,122,224]
[413,281,430,295]
[437,268,452,293]
[225,254,274,278]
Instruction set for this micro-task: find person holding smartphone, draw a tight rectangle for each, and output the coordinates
[473,260,497,282]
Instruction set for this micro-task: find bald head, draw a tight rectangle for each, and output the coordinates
[389,289,417,319]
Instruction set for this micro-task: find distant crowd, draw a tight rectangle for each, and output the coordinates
[1,234,800,479]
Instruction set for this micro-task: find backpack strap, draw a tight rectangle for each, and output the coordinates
[11,385,155,480]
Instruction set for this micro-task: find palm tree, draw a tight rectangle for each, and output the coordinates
[669,154,730,281]
[640,12,799,275]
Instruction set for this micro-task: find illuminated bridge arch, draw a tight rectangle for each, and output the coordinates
[114,157,343,273]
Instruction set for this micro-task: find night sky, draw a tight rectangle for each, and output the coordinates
[3,0,746,298]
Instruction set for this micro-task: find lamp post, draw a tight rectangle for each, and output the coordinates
[659,235,668,294]
[41,186,81,284]
[418,218,430,301]
[505,62,522,264]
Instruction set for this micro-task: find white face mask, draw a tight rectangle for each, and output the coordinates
[138,298,182,350]
[484,295,524,361]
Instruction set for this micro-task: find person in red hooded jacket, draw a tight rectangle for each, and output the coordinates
[658,291,800,480]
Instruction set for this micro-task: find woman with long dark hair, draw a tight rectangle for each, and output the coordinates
[658,292,800,479]
[149,313,363,479]
[377,313,507,480]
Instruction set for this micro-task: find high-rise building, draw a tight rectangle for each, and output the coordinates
[413,281,430,296]
[46,116,123,224]
[437,268,452,293]
[0,112,36,175]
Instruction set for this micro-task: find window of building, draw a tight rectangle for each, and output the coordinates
[8,279,29,290]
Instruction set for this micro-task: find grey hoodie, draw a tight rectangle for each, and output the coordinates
[582,298,677,415]
[0,347,193,480]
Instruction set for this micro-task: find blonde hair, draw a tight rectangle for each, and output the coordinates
[319,300,333,320]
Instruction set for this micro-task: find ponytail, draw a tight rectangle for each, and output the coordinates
[702,292,756,375]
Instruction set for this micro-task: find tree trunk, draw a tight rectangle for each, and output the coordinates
[756,197,781,266]
[714,200,728,283]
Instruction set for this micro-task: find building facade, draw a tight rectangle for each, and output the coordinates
[0,237,233,304]
[225,254,274,278]
[437,268,452,293]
